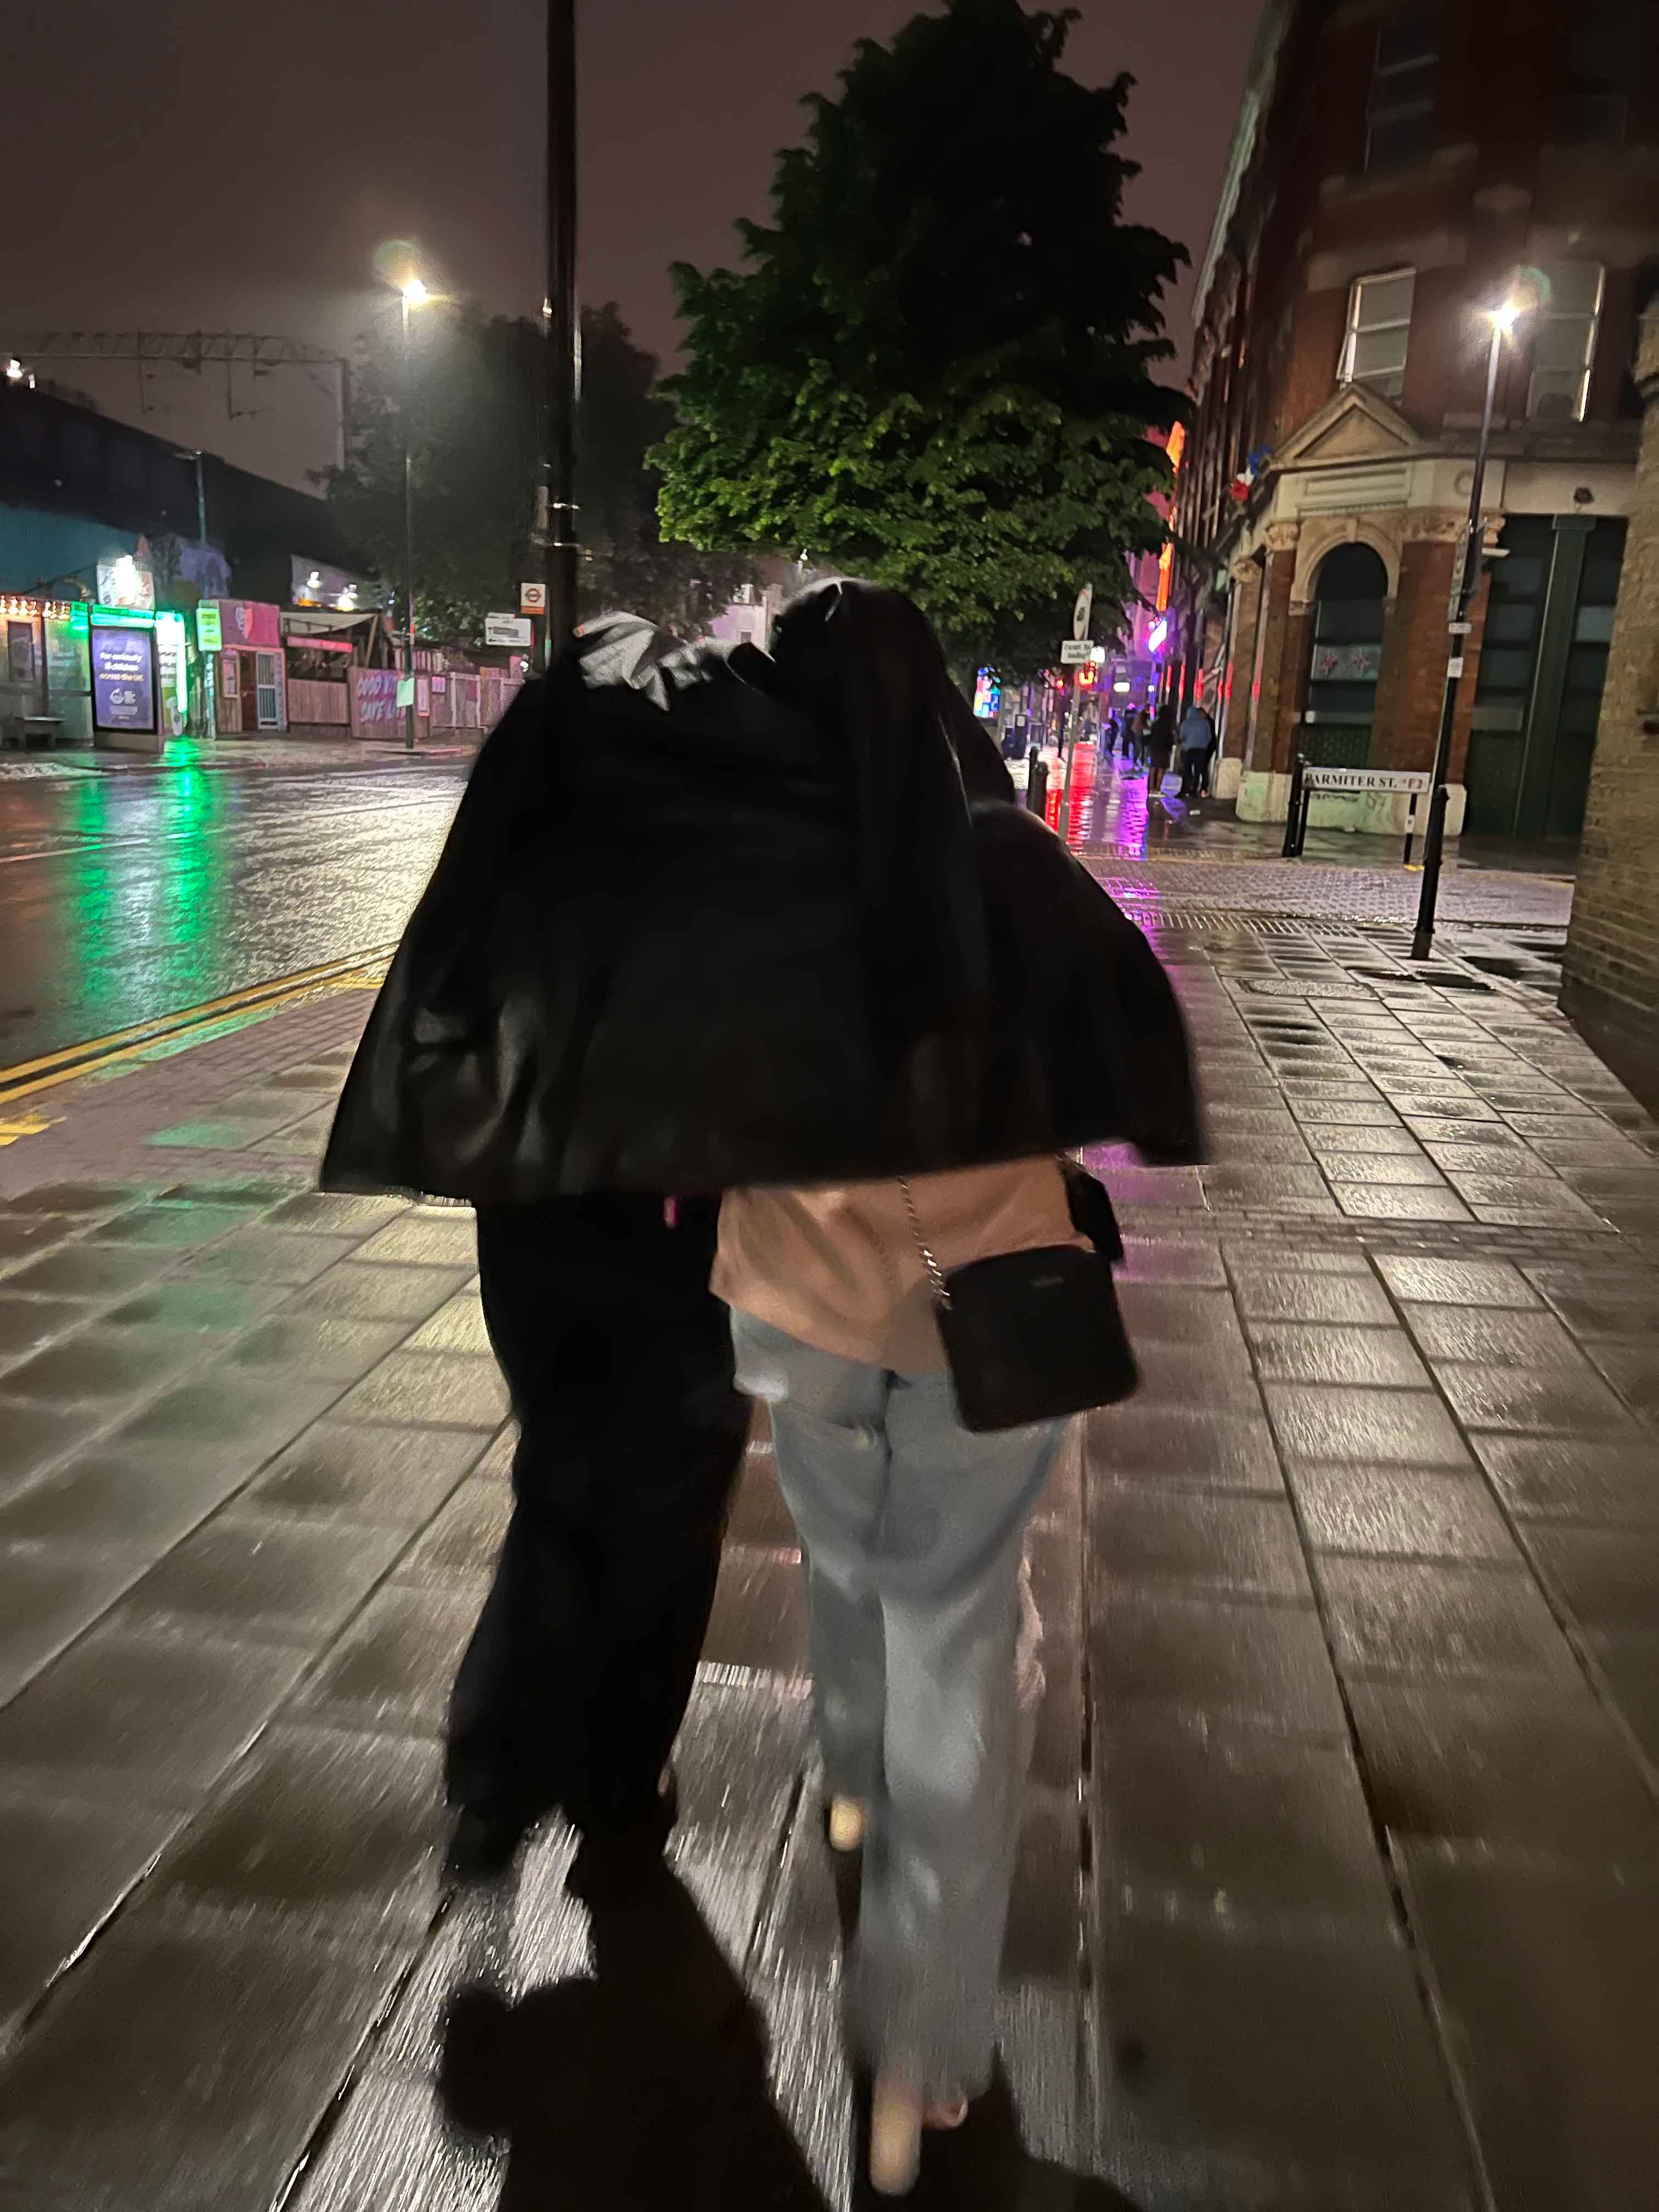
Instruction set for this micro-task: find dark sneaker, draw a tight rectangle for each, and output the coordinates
[444,1805,533,1884]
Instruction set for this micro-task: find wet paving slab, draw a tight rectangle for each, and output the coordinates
[0,902,1652,2207]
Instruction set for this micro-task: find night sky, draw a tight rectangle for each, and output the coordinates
[10,0,1257,488]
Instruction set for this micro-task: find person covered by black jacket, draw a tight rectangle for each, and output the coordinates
[321,583,1199,1882]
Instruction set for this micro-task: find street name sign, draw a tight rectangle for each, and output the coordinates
[1059,640,1102,665]
[486,613,534,647]
[1303,766,1430,794]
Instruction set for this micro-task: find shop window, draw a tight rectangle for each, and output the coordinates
[1302,543,1388,769]
[1465,518,1553,836]
[254,651,282,729]
[7,622,35,685]
[1339,269,1415,399]
[1558,1,1632,143]
[1365,12,1438,173]
[1528,263,1604,423]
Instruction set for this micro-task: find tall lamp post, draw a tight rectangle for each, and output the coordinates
[544,0,579,650]
[399,276,431,752]
[1411,290,1528,961]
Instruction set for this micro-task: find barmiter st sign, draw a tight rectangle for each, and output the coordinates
[1303,767,1431,793]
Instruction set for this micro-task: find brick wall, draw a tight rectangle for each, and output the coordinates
[1561,308,1659,1108]
[1251,545,1299,775]
[1221,560,1262,764]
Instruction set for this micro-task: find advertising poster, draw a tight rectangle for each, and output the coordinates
[44,611,90,698]
[91,623,157,733]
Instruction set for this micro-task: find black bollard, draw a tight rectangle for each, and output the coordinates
[1026,748,1048,819]
[1282,754,1307,858]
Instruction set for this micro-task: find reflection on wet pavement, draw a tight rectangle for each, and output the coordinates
[0,757,464,1065]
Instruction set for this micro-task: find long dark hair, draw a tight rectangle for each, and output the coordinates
[768,578,994,1120]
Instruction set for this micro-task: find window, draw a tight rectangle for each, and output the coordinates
[1340,269,1415,398]
[1366,12,1438,172]
[254,650,282,729]
[1558,2,1632,144]
[1302,543,1388,769]
[1528,262,1604,423]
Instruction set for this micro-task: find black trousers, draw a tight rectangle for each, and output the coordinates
[1180,749,1205,800]
[446,1195,750,1831]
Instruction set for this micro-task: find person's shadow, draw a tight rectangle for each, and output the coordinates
[438,1839,828,2210]
[437,1834,1147,2210]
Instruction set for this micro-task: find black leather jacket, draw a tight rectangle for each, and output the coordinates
[321,620,1200,1201]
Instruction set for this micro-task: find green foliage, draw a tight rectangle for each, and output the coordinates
[322,302,758,645]
[655,0,1187,675]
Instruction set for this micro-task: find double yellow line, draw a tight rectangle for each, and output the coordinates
[0,947,394,1110]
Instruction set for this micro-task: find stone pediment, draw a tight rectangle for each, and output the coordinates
[1275,385,1420,470]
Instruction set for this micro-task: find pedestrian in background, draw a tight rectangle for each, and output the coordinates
[1178,698,1215,802]
[1147,698,1176,795]
[728,579,1199,2196]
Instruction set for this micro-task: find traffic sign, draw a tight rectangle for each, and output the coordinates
[486,613,534,647]
[1302,766,1430,794]
[1072,584,1093,642]
[519,581,547,614]
[1059,640,1102,666]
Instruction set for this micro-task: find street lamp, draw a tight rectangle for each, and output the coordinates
[545,0,579,651]
[1411,287,1532,960]
[397,274,432,751]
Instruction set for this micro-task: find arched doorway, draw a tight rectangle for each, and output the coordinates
[1303,543,1387,768]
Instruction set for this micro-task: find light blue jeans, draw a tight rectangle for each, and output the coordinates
[730,1309,1064,2101]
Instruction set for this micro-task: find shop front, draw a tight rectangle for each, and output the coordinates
[1,594,95,747]
[210,600,286,733]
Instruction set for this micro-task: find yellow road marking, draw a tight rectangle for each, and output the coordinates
[0,1109,63,1146]
[0,950,392,1110]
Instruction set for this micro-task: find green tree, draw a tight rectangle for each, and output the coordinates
[654,0,1186,675]
[322,302,757,644]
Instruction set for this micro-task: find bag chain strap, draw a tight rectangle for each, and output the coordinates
[898,1178,952,1311]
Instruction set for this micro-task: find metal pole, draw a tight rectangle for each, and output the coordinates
[1281,753,1306,857]
[193,450,207,551]
[545,0,579,653]
[402,292,417,753]
[1411,317,1504,960]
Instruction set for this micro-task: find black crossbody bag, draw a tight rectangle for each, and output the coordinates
[901,1164,1139,1434]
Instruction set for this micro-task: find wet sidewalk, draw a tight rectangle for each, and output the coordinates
[0,877,1655,2210]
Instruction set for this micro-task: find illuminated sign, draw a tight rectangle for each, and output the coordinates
[0,595,79,622]
[1165,422,1186,475]
[155,611,189,730]
[96,552,154,612]
[195,603,223,652]
[1147,615,1169,653]
[90,619,157,733]
[1155,544,1173,613]
[972,668,1001,718]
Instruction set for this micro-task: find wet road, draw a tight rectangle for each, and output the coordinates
[0,755,466,1066]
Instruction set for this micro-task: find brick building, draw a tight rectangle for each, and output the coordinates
[1168,0,1658,836]
[1561,305,1659,1106]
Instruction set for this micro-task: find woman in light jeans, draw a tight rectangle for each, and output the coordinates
[716,1161,1078,2196]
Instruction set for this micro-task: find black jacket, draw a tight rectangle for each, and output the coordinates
[320,620,1200,1201]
